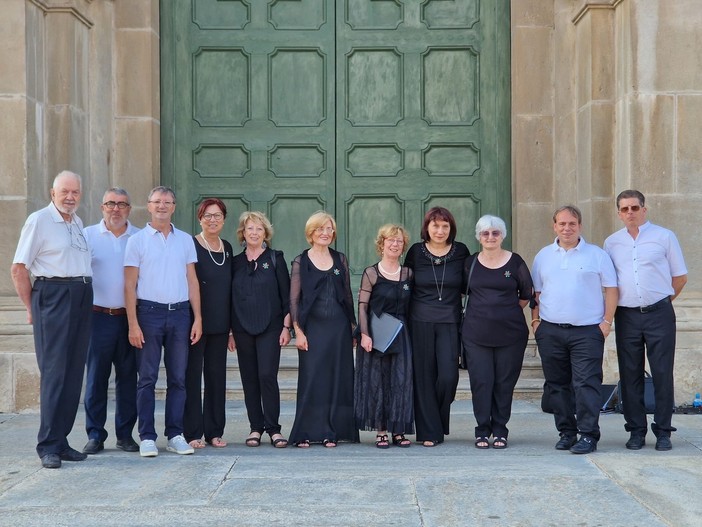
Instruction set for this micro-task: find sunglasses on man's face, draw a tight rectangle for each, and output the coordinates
[619,205,641,213]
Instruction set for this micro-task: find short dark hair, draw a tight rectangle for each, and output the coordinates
[420,206,457,243]
[197,198,227,220]
[552,205,582,224]
[616,190,645,209]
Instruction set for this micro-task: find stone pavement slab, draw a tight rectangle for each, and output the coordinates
[1,400,701,526]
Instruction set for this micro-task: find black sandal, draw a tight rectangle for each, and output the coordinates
[492,437,508,449]
[475,437,490,449]
[392,434,411,448]
[269,433,288,448]
[422,440,439,447]
[295,440,310,448]
[245,431,261,447]
[375,434,390,449]
[322,439,337,448]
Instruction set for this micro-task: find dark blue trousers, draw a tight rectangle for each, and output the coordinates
[536,321,605,441]
[32,280,92,457]
[615,301,677,437]
[84,311,137,442]
[135,303,190,441]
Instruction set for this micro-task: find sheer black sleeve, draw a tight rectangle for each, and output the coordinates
[274,250,291,318]
[514,254,535,302]
[290,253,302,327]
[357,265,378,336]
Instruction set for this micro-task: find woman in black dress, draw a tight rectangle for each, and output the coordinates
[405,207,469,446]
[461,215,533,449]
[289,211,359,448]
[231,211,291,448]
[184,198,233,449]
[355,224,414,448]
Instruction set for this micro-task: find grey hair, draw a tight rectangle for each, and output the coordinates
[53,170,82,190]
[147,186,176,202]
[474,215,507,241]
[103,187,130,201]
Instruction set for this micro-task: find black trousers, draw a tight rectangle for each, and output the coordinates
[615,300,676,437]
[535,321,604,441]
[234,324,283,435]
[410,320,460,442]
[184,332,229,442]
[462,338,527,439]
[32,279,93,457]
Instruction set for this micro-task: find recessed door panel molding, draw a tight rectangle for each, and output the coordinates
[268,144,327,178]
[269,48,327,127]
[346,144,404,177]
[421,0,480,29]
[270,195,329,261]
[269,0,327,30]
[344,194,405,274]
[192,48,251,127]
[193,144,250,178]
[344,0,403,30]
[192,0,251,30]
[421,46,479,126]
[422,143,481,177]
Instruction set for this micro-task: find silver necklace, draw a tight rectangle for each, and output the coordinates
[429,254,447,301]
[200,234,225,266]
[378,261,400,276]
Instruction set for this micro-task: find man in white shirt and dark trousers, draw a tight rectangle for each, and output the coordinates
[83,188,141,455]
[124,186,202,457]
[604,190,687,451]
[11,171,93,469]
[531,205,618,454]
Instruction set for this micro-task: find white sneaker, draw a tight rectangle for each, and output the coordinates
[139,439,158,457]
[166,434,194,455]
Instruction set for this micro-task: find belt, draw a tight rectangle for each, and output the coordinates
[36,276,92,284]
[93,305,126,316]
[622,297,670,314]
[542,320,590,329]
[138,299,190,311]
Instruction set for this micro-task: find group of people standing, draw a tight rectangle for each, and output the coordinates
[11,171,687,469]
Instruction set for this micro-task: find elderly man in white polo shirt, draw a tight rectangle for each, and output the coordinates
[11,170,93,469]
[82,188,141,455]
[124,186,202,457]
[531,205,618,454]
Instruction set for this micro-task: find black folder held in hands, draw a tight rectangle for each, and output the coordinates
[370,312,403,354]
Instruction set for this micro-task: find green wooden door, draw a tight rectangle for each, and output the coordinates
[161,0,510,277]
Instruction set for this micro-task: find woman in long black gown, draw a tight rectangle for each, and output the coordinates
[354,224,414,448]
[289,211,359,448]
[405,207,469,446]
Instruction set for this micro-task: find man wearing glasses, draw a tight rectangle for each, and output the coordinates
[82,188,141,455]
[11,171,93,469]
[604,190,687,451]
[124,186,202,457]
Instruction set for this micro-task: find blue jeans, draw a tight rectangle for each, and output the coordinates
[84,311,137,442]
[135,303,190,441]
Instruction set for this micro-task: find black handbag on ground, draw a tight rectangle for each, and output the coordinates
[615,371,657,414]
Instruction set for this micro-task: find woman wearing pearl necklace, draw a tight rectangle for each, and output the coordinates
[184,198,233,449]
[404,207,469,446]
[354,224,415,448]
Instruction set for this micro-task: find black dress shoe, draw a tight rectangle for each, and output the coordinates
[41,454,61,469]
[570,436,597,454]
[555,435,577,450]
[116,437,140,452]
[626,434,646,450]
[59,447,88,462]
[655,436,672,451]
[83,439,104,455]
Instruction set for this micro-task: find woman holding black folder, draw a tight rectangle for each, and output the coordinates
[354,224,414,448]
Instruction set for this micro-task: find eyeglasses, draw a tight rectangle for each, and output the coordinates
[480,230,502,238]
[314,227,334,234]
[148,200,175,206]
[103,201,130,210]
[202,212,224,221]
[619,205,642,213]
[385,238,404,245]
[65,222,88,252]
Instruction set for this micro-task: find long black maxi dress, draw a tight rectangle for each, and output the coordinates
[289,249,359,444]
[354,265,415,435]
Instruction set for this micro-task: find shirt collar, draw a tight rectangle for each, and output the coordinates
[551,236,586,252]
[98,219,135,236]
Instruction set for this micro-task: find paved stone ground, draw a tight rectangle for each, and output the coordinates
[1,399,701,527]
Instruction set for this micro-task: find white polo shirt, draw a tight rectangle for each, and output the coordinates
[13,203,92,278]
[84,219,140,308]
[532,237,617,326]
[604,221,687,308]
[123,223,197,304]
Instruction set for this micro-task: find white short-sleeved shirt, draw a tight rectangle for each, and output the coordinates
[604,221,687,308]
[84,220,140,308]
[123,223,197,304]
[13,203,92,278]
[532,237,618,326]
